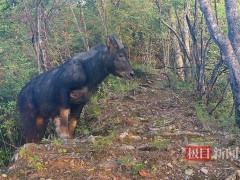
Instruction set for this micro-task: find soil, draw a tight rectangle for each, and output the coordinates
[1,70,240,180]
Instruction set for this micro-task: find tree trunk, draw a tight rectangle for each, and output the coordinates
[199,0,240,125]
[186,3,206,99]
[37,1,50,72]
[96,0,108,37]
[79,0,89,51]
[183,1,192,82]
[22,0,37,56]
[173,31,185,80]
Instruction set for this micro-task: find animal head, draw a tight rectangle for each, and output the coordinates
[106,36,134,79]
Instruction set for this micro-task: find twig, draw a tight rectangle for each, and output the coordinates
[209,79,230,115]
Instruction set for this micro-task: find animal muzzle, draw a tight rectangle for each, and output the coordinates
[117,70,134,79]
[130,71,134,78]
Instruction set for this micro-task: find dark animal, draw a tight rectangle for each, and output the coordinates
[18,36,134,143]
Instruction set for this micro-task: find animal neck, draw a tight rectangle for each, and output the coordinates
[83,49,111,89]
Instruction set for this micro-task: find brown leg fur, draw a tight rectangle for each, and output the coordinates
[58,108,70,139]
[35,116,48,143]
[68,103,85,139]
[69,117,77,139]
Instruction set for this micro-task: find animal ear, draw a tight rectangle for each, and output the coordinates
[106,35,124,52]
[106,36,116,52]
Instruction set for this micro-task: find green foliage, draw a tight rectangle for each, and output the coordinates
[151,138,171,150]
[117,156,145,175]
[195,103,211,121]
[83,129,90,136]
[0,148,12,167]
[52,138,62,146]
[57,148,67,154]
[92,130,117,150]
[163,72,193,93]
[18,147,27,157]
[28,155,44,170]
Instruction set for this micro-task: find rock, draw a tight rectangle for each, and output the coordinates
[167,163,173,169]
[200,167,208,174]
[180,146,185,154]
[138,145,158,151]
[131,135,141,141]
[123,95,136,100]
[119,132,129,140]
[120,145,135,150]
[225,171,237,180]
[149,127,162,131]
[79,138,87,143]
[87,135,96,142]
[185,168,194,176]
[236,170,240,177]
[1,174,7,178]
[99,160,118,169]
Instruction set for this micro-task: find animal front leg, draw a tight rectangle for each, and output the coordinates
[55,108,70,139]
[55,88,71,139]
[69,104,85,139]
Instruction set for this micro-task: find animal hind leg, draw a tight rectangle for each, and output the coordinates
[35,116,48,142]
[21,113,47,143]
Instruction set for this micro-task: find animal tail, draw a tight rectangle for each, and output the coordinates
[17,85,40,143]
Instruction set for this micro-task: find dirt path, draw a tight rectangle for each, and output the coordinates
[2,70,240,179]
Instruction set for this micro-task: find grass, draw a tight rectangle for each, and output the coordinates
[117,156,145,175]
[151,138,171,150]
[92,130,117,151]
[152,118,172,128]
[133,63,159,76]
[157,70,193,93]
[195,101,237,132]
[195,103,211,121]
[28,155,44,170]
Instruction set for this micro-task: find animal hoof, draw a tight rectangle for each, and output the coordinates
[59,133,70,143]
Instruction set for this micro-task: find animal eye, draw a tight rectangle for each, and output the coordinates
[118,53,124,58]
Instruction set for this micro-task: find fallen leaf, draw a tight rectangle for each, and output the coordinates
[139,170,153,177]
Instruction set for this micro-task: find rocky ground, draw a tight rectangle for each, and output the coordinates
[1,70,240,180]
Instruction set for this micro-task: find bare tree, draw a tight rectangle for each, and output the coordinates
[173,29,185,80]
[96,0,108,37]
[183,1,192,82]
[155,0,211,100]
[199,0,240,125]
[37,0,50,72]
[68,0,89,51]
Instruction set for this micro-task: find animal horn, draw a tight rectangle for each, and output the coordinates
[112,35,124,49]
